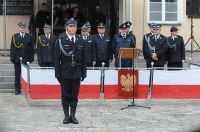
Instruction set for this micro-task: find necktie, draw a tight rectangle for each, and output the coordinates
[123,35,126,39]
[101,35,103,39]
[155,36,158,42]
[71,37,74,43]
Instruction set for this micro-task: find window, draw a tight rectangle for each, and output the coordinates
[148,0,182,24]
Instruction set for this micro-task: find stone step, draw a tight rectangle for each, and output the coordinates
[0,70,14,76]
[0,89,15,93]
[0,76,15,82]
[0,82,14,89]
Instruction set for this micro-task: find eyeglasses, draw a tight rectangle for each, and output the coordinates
[81,30,88,32]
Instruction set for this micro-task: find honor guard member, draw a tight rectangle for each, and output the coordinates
[54,18,86,124]
[125,21,136,48]
[37,24,57,67]
[144,24,168,68]
[112,23,135,68]
[80,24,96,67]
[10,22,34,95]
[166,26,185,69]
[142,22,155,66]
[92,22,113,67]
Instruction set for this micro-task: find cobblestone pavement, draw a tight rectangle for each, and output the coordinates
[0,93,200,132]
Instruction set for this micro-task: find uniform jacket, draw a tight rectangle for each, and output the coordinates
[144,34,168,65]
[37,34,57,62]
[54,32,86,80]
[112,33,134,58]
[166,35,185,63]
[10,33,34,63]
[80,35,95,63]
[92,34,113,61]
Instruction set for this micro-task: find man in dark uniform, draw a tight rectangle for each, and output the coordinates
[37,24,57,67]
[144,24,168,68]
[166,26,185,69]
[142,22,155,66]
[10,22,34,95]
[112,23,135,68]
[54,18,86,124]
[91,6,106,34]
[80,24,96,67]
[36,3,51,36]
[92,22,113,67]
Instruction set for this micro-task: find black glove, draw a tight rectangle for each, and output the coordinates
[81,77,85,81]
[57,78,61,83]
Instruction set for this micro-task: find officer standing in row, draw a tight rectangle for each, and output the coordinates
[80,24,96,67]
[10,22,34,95]
[166,26,185,69]
[37,24,57,67]
[143,22,155,66]
[92,22,113,67]
[144,24,168,68]
[54,18,86,124]
[112,23,134,68]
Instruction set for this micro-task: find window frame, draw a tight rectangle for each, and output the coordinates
[147,0,182,24]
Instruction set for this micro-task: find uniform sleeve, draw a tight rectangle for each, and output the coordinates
[92,38,96,61]
[54,39,61,78]
[82,44,87,79]
[181,37,185,60]
[133,35,136,48]
[109,36,113,60]
[156,37,168,58]
[30,35,34,63]
[142,35,147,59]
[112,36,117,57]
[144,37,152,58]
[10,35,15,63]
[37,36,42,62]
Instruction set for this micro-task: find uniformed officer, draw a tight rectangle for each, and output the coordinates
[144,24,168,68]
[112,23,135,68]
[125,21,136,48]
[37,24,57,67]
[36,3,51,36]
[166,26,185,69]
[80,24,96,67]
[54,18,86,124]
[92,22,113,67]
[142,22,155,66]
[10,22,34,95]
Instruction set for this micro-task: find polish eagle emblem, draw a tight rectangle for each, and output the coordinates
[120,74,136,92]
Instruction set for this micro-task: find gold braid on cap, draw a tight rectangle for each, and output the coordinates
[12,35,23,49]
[38,36,50,51]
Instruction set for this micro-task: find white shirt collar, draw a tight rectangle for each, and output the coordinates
[68,35,76,43]
[155,34,160,38]
[20,32,25,37]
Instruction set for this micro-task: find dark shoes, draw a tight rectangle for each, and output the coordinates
[63,107,79,124]
[70,108,79,124]
[15,91,21,95]
[63,109,70,124]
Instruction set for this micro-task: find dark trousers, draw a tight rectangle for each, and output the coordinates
[115,58,132,68]
[40,62,54,67]
[147,64,164,70]
[38,28,44,36]
[95,60,109,67]
[167,62,182,70]
[14,62,21,92]
[60,78,81,110]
